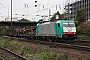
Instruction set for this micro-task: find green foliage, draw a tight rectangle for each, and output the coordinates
[39,51,53,60]
[75,8,86,24]
[18,18,31,22]
[39,52,68,60]
[78,56,86,60]
[77,22,90,36]
[0,39,10,48]
[0,26,6,35]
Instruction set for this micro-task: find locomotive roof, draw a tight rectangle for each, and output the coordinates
[36,20,75,26]
[37,22,55,25]
[56,20,74,23]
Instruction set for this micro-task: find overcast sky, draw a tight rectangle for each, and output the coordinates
[0,0,76,21]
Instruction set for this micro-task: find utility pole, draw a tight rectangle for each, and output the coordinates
[8,6,9,21]
[49,9,51,21]
[11,0,12,39]
[65,0,70,20]
[68,3,70,20]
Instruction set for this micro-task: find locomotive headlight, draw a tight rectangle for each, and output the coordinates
[64,32,67,34]
[73,32,76,34]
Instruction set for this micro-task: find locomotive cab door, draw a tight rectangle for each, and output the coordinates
[55,23,63,38]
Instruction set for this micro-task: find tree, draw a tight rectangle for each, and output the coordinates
[18,18,31,22]
[77,22,90,36]
[0,26,6,35]
[50,11,65,21]
[50,11,60,20]
[75,8,86,24]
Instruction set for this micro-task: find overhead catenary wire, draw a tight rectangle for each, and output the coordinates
[30,4,61,16]
[0,0,66,21]
[29,4,62,21]
[0,3,3,6]
[13,0,62,15]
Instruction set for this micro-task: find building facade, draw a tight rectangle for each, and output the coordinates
[65,0,90,21]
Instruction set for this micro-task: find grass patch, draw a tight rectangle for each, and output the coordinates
[0,37,69,60]
[78,35,86,38]
[78,56,86,60]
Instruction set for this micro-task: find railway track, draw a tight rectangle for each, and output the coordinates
[3,36,90,51]
[30,40,90,51]
[0,46,28,60]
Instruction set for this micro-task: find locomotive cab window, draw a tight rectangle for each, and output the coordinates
[69,23,75,27]
[58,23,60,27]
[63,22,75,27]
